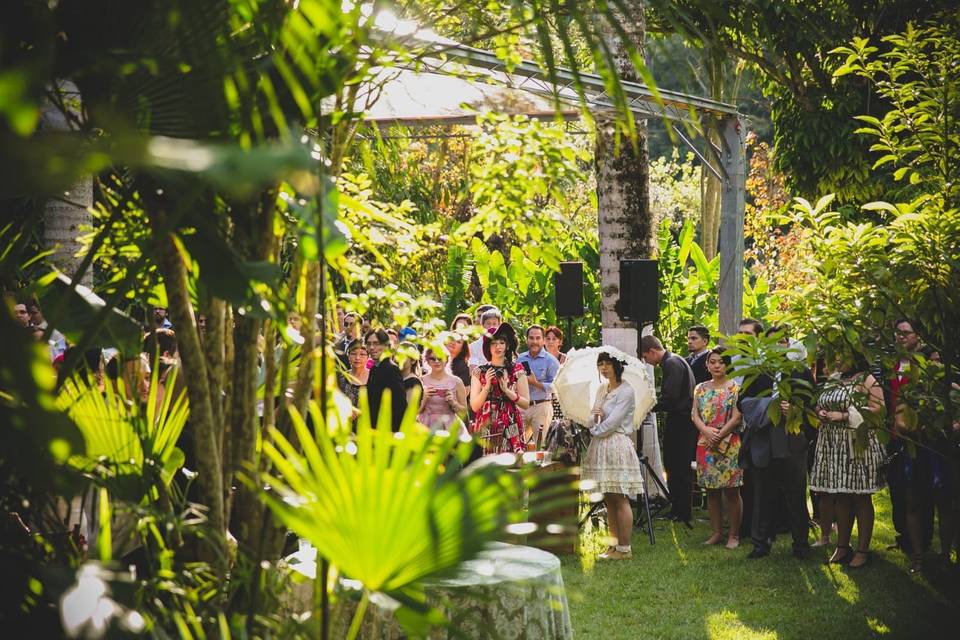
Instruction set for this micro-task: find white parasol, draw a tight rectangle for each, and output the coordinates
[554,346,657,429]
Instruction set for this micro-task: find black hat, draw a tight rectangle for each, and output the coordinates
[482,322,518,361]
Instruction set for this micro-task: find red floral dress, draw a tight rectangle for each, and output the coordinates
[471,363,526,454]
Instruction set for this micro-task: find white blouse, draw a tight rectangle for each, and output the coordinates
[590,383,637,438]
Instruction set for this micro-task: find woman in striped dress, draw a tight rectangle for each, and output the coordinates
[809,356,885,568]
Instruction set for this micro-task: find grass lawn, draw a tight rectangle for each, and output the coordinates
[559,490,957,640]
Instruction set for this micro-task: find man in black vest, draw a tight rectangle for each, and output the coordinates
[686,325,712,385]
[641,335,697,525]
[365,328,408,431]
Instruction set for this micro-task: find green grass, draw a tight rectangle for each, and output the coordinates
[560,490,957,640]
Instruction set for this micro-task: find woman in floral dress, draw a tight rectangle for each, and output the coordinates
[692,347,743,549]
[469,323,530,454]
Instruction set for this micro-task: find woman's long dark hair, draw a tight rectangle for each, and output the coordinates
[448,334,470,387]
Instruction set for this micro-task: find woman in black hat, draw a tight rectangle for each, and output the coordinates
[469,323,530,454]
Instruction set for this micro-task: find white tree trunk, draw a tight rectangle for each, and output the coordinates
[594,8,665,496]
[42,80,92,286]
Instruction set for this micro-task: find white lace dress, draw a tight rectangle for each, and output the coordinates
[580,383,643,496]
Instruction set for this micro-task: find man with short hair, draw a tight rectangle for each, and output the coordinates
[740,325,813,559]
[686,325,712,384]
[518,324,560,447]
[335,312,363,363]
[153,306,173,329]
[14,301,30,327]
[27,299,66,360]
[468,307,501,372]
[641,334,697,524]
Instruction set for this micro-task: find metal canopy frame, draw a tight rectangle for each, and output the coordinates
[373,34,740,181]
[368,32,747,333]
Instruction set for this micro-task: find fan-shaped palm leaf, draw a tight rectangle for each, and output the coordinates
[251,395,523,633]
[56,363,189,487]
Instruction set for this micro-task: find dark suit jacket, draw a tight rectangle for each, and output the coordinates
[653,351,696,417]
[367,359,408,431]
[739,368,813,469]
[687,351,712,385]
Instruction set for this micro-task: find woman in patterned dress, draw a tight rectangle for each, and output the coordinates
[692,347,743,549]
[581,352,644,560]
[809,354,885,568]
[469,323,530,454]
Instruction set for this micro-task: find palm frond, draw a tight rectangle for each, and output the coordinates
[250,396,523,622]
[56,362,189,485]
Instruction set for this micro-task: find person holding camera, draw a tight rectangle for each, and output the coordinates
[418,347,469,438]
[470,323,530,455]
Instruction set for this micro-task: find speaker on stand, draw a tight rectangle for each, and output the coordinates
[614,259,671,540]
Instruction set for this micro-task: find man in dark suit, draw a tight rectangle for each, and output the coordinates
[365,329,408,431]
[739,325,813,559]
[686,325,712,384]
[641,335,697,525]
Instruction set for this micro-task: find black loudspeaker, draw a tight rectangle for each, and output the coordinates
[554,262,584,318]
[616,259,659,323]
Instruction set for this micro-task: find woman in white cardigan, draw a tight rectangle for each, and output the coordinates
[581,352,644,560]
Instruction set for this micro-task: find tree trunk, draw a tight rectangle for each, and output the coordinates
[596,9,654,352]
[41,80,92,286]
[154,229,227,574]
[594,8,665,495]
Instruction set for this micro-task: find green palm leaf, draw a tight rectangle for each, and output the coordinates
[252,395,522,631]
[56,363,189,486]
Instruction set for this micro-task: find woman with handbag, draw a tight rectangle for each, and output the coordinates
[692,347,744,549]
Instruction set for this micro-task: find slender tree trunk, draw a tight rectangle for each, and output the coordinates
[595,11,654,353]
[702,145,722,260]
[228,190,280,555]
[154,229,227,573]
[594,7,666,495]
[228,313,263,548]
[41,80,92,286]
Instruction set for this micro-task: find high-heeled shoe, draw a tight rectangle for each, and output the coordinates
[828,545,854,565]
[848,550,871,569]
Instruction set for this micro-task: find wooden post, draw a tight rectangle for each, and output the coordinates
[718,117,746,335]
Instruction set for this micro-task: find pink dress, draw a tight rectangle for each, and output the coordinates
[418,375,466,436]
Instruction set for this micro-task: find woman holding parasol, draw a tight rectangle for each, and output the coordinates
[580,351,647,560]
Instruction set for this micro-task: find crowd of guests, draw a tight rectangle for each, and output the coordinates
[629,318,959,572]
[9,292,958,571]
[332,305,568,457]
